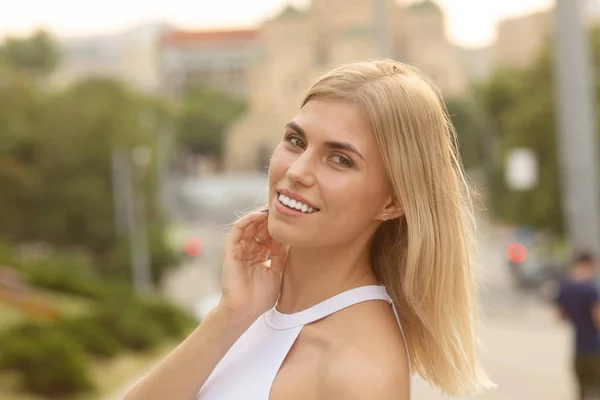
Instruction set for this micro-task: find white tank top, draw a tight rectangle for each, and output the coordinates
[196,285,411,400]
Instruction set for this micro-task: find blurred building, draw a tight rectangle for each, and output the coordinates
[223,0,469,172]
[460,46,494,83]
[394,1,469,96]
[492,11,553,70]
[157,29,262,99]
[492,0,600,71]
[51,23,170,92]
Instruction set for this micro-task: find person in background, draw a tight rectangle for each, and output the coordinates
[555,251,600,399]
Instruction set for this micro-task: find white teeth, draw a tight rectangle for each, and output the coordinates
[277,193,317,213]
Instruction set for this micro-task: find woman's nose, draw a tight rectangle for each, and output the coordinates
[285,152,316,188]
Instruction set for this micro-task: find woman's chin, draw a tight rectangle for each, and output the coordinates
[268,221,309,248]
[267,222,292,244]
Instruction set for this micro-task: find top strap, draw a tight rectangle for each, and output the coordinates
[265,285,391,330]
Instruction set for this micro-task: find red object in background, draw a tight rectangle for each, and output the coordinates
[506,242,527,264]
[184,237,203,257]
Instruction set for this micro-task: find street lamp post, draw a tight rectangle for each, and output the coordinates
[554,0,600,259]
[129,145,154,295]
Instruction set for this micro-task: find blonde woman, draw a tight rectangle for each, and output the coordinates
[125,59,494,400]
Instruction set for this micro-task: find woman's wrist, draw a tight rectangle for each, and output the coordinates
[209,301,260,332]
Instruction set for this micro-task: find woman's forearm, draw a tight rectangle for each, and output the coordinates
[124,305,255,400]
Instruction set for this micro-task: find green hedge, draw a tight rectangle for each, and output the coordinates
[57,315,121,359]
[137,298,197,338]
[0,328,94,398]
[0,295,196,398]
[100,296,197,340]
[18,264,102,299]
[94,298,167,352]
[0,242,197,398]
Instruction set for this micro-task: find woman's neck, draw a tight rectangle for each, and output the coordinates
[276,240,378,314]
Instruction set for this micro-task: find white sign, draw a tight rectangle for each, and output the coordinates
[505,148,538,190]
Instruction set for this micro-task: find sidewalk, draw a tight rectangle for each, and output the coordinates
[412,304,575,400]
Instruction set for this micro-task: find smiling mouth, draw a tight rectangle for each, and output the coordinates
[277,193,319,214]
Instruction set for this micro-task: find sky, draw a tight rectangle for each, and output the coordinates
[0,0,554,48]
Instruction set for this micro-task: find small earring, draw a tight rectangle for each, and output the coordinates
[382,214,389,221]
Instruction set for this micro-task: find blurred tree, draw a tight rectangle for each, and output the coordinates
[31,78,147,251]
[0,31,61,240]
[446,97,486,171]
[472,31,597,233]
[0,67,43,239]
[176,86,246,165]
[0,30,60,77]
[0,73,179,283]
[483,53,562,233]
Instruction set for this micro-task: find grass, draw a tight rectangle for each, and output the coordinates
[86,340,176,399]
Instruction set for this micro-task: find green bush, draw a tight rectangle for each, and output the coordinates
[138,298,197,339]
[0,331,37,371]
[58,315,121,359]
[95,302,164,351]
[0,329,94,397]
[22,263,103,299]
[0,241,16,265]
[15,248,132,300]
[0,320,49,339]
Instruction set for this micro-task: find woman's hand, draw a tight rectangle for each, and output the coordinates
[218,211,287,321]
[123,210,285,400]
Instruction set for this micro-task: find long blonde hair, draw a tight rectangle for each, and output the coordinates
[302,60,493,395]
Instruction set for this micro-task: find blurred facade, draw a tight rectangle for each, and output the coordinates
[460,46,494,83]
[157,29,262,99]
[223,0,469,172]
[493,11,553,70]
[493,1,600,70]
[51,23,170,92]
[46,1,600,173]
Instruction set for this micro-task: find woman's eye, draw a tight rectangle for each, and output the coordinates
[331,154,353,168]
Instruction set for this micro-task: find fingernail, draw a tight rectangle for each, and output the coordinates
[260,208,269,214]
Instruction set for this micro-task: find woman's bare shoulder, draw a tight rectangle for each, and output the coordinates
[313,300,411,400]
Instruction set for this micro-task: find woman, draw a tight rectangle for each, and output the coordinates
[125,59,494,400]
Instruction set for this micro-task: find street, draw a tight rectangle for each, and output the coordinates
[411,305,575,399]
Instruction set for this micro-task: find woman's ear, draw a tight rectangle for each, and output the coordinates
[379,196,403,221]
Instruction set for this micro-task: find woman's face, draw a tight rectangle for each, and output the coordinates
[267,98,395,247]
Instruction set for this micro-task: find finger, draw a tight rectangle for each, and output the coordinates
[242,218,268,244]
[268,240,287,276]
[227,212,268,247]
[252,220,270,244]
[231,219,270,264]
[248,221,271,257]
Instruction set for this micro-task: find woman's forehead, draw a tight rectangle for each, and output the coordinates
[293,99,372,141]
